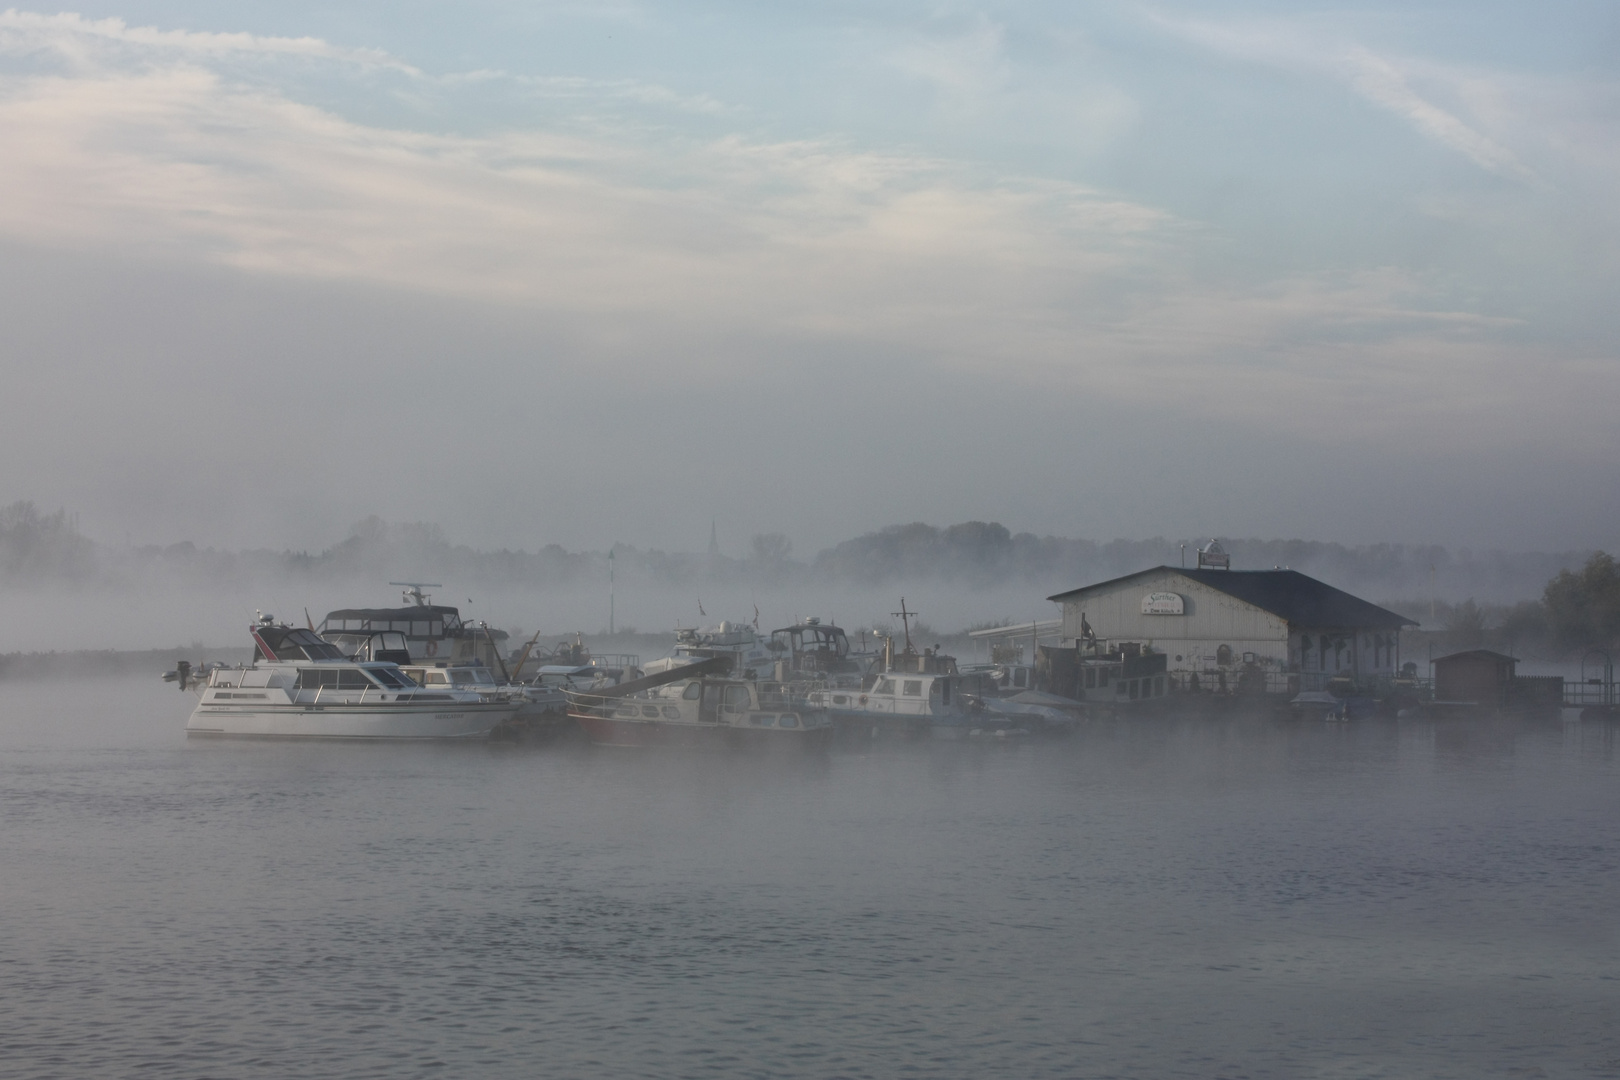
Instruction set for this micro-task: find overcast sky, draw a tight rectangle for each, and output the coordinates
[1,2,1616,556]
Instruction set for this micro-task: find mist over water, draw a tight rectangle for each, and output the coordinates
[3,679,1618,1078]
[0,507,1597,651]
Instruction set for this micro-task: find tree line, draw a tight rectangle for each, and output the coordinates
[3,502,1616,651]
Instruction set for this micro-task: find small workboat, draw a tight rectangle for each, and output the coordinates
[183,615,515,740]
[803,603,978,738]
[568,663,832,750]
[808,665,979,739]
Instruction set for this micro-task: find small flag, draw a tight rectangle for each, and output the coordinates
[699,599,706,617]
[753,604,760,629]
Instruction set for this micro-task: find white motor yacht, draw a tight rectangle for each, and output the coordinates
[185,616,515,740]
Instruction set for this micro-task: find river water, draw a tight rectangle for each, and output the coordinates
[2,679,1618,1079]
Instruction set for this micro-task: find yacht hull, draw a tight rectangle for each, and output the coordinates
[187,701,513,740]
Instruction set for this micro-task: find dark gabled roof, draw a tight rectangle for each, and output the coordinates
[1433,649,1518,664]
[1049,566,1418,630]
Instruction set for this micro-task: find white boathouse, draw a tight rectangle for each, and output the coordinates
[1046,564,1417,691]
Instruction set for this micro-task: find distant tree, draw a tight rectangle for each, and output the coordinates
[1543,552,1620,649]
[1497,600,1549,646]
[1444,599,1488,650]
[749,532,793,569]
[0,501,95,581]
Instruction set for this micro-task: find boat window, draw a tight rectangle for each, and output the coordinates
[367,666,411,689]
[682,682,703,700]
[1128,679,1139,700]
[642,705,660,718]
[875,679,895,695]
[903,680,923,697]
[425,671,449,686]
[298,668,375,690]
[832,695,848,706]
[753,715,776,726]
[723,685,751,709]
[663,706,682,719]
[779,714,799,728]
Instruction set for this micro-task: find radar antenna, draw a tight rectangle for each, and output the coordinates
[389,581,442,607]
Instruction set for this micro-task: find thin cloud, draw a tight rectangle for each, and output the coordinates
[0,8,1597,449]
[1340,46,1536,184]
[1151,12,1538,184]
[0,9,418,73]
[0,10,736,117]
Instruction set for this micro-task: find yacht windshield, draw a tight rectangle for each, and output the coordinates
[366,665,413,689]
[259,626,346,662]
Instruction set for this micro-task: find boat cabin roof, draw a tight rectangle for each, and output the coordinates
[252,625,347,663]
[321,605,464,631]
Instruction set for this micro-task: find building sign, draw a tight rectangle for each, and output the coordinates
[1142,592,1184,615]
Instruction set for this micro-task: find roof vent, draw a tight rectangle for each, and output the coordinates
[1197,539,1230,570]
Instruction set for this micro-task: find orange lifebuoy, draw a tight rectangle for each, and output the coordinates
[424,639,439,657]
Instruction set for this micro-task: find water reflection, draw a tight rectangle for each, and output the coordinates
[1,679,1618,1078]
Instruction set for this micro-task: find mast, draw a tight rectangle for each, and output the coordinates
[892,598,916,654]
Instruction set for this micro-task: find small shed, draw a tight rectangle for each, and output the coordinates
[1433,650,1517,707]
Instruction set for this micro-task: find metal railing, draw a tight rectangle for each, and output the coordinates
[1565,680,1618,708]
[1164,670,1430,699]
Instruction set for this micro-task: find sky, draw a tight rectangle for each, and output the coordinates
[1,1,1617,557]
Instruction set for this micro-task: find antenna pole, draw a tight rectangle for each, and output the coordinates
[891,599,916,654]
[609,547,616,636]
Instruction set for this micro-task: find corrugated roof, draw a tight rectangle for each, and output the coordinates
[1048,567,1418,630]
